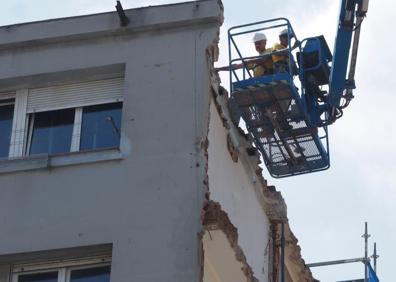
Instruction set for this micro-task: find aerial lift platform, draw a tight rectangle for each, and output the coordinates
[224,0,369,178]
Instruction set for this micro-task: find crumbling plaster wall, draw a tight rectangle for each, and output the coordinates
[207,99,271,281]
[205,83,316,281]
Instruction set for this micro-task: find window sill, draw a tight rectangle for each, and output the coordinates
[0,148,123,175]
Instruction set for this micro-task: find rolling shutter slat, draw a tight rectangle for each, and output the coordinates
[0,92,16,100]
[27,78,124,113]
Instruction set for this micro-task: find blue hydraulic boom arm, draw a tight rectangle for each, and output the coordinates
[220,0,369,177]
[328,0,369,122]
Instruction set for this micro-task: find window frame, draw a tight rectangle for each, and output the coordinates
[70,107,83,153]
[79,102,123,152]
[8,89,30,159]
[66,264,111,282]
[2,78,124,160]
[0,79,125,174]
[12,256,111,282]
[26,108,77,157]
[11,269,60,282]
[0,97,16,159]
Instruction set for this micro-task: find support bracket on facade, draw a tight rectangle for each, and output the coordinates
[116,1,130,27]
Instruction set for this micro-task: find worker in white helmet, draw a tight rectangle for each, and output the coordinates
[250,32,273,77]
[216,32,273,77]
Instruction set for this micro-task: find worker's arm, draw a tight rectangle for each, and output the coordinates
[216,55,272,71]
[271,41,300,61]
[249,56,272,65]
[271,44,288,58]
[215,63,242,71]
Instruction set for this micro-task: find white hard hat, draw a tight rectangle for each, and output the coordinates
[252,32,267,42]
[279,28,293,37]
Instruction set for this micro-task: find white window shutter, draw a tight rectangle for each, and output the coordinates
[27,77,124,113]
[0,92,15,100]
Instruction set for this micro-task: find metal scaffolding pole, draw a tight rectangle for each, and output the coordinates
[362,222,370,282]
[307,257,365,268]
[307,222,379,281]
[372,242,379,273]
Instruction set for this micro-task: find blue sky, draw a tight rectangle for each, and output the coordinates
[1,0,393,281]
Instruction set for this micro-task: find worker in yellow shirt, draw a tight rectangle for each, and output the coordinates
[216,32,273,77]
[272,28,295,74]
[271,29,297,123]
[249,32,273,77]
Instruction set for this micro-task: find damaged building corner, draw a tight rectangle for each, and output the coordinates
[202,49,315,281]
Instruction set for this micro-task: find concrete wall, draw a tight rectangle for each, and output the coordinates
[207,101,271,281]
[0,1,222,282]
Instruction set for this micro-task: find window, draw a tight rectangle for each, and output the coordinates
[80,103,122,151]
[18,272,58,282]
[12,259,111,282]
[69,266,111,282]
[28,109,75,156]
[0,77,124,160]
[26,102,122,156]
[0,99,14,159]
